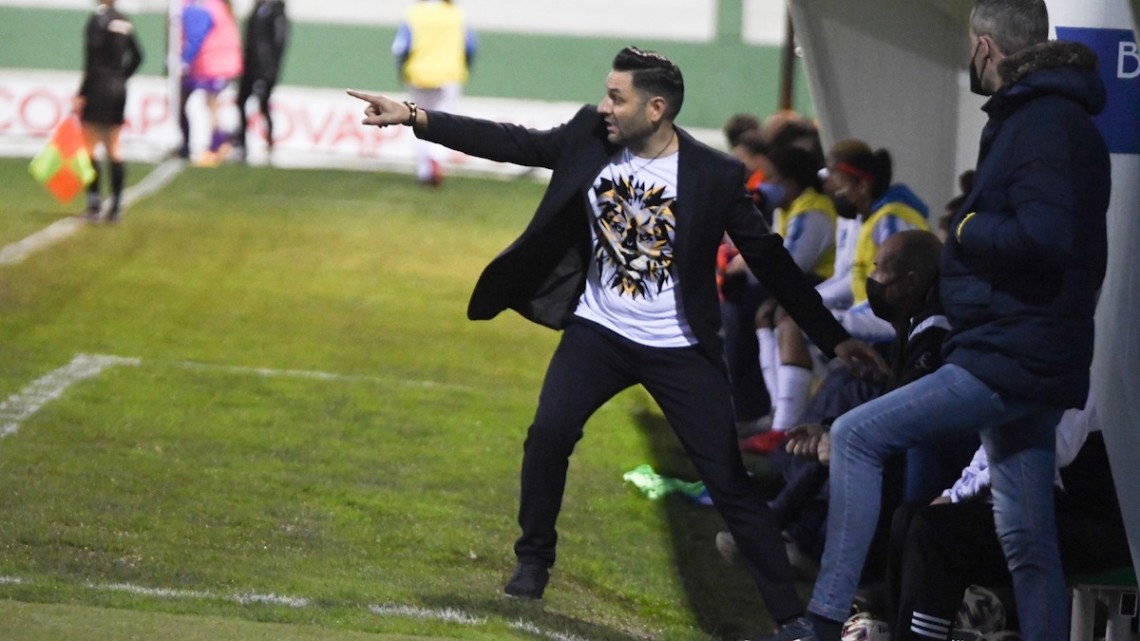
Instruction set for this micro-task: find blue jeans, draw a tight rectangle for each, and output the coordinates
[809,364,1066,641]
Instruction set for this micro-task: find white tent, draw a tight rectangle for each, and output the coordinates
[788,0,1139,573]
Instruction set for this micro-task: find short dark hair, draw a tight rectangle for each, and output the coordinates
[828,138,872,167]
[723,113,761,148]
[768,145,823,193]
[612,46,685,120]
[769,119,824,166]
[886,230,943,289]
[734,129,770,158]
[971,0,1049,55]
[841,147,893,200]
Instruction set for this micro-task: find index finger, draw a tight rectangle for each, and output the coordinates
[346,89,377,103]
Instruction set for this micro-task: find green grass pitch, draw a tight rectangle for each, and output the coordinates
[0,157,794,641]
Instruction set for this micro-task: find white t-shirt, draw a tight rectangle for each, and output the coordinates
[573,147,696,348]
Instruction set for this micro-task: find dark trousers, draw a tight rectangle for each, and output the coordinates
[721,282,771,423]
[515,320,803,621]
[887,500,1011,641]
[236,75,277,150]
[887,478,1132,641]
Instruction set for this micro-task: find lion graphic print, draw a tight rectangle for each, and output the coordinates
[591,173,677,299]
[576,150,691,347]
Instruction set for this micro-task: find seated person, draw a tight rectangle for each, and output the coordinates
[885,393,1130,641]
[723,112,760,149]
[815,140,871,314]
[745,146,838,450]
[723,231,974,573]
[761,110,824,167]
[821,146,930,345]
[730,128,778,221]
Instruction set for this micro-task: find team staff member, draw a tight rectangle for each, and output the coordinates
[234,0,289,161]
[349,46,886,637]
[391,0,477,185]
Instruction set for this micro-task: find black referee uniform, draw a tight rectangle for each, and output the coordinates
[77,1,142,217]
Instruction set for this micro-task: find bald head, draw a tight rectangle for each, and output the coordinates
[878,230,943,290]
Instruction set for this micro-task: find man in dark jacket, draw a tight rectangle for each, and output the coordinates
[234,0,288,160]
[779,2,1112,641]
[349,46,885,640]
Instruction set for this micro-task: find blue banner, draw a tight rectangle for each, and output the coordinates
[1055,27,1140,155]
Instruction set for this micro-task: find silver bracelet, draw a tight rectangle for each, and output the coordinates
[403,101,418,127]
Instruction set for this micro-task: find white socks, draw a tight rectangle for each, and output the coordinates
[772,364,813,431]
[757,327,779,410]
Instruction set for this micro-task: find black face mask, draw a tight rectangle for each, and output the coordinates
[969,41,992,97]
[833,195,859,220]
[866,276,904,322]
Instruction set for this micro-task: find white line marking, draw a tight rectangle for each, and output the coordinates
[0,354,140,438]
[99,583,211,601]
[119,158,184,209]
[511,620,599,641]
[0,353,469,442]
[0,217,85,266]
[233,592,312,608]
[369,603,486,625]
[97,582,311,608]
[0,575,617,640]
[171,360,471,391]
[0,158,184,267]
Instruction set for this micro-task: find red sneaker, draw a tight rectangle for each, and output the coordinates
[739,430,786,455]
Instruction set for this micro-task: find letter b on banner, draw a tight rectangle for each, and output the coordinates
[1056,27,1140,155]
[1121,41,1140,79]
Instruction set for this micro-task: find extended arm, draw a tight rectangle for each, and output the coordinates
[348,89,576,169]
[727,184,886,376]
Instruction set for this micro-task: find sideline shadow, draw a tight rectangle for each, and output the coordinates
[630,404,800,641]
[423,593,649,641]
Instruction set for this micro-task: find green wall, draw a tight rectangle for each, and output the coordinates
[0,6,814,130]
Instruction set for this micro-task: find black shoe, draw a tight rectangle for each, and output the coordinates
[745,616,819,641]
[504,562,549,600]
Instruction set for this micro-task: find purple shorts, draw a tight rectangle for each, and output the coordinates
[182,76,231,94]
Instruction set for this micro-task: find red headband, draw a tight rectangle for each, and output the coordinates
[834,161,874,183]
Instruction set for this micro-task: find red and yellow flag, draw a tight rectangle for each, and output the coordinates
[28,115,96,204]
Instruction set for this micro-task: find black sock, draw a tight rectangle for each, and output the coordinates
[86,164,101,212]
[109,161,125,211]
[807,612,844,641]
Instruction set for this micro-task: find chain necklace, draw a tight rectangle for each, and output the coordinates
[623,129,676,180]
